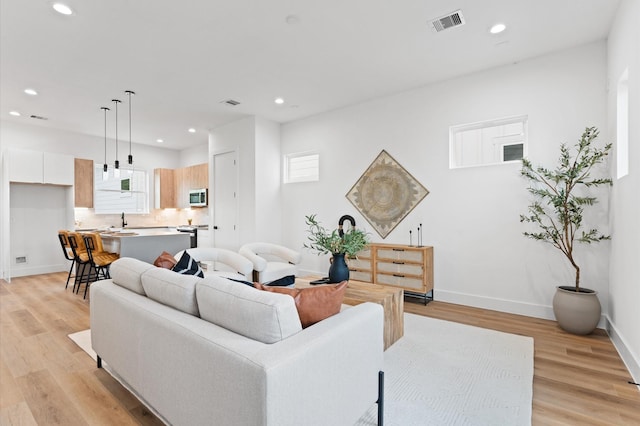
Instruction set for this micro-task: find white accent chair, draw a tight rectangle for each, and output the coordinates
[238,242,302,284]
[174,247,253,281]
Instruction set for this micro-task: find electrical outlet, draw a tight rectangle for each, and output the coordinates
[15,256,27,264]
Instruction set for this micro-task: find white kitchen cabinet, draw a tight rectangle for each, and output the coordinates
[44,152,74,185]
[8,150,43,183]
[8,150,73,185]
[197,229,211,247]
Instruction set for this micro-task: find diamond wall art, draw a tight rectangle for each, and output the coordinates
[346,150,429,238]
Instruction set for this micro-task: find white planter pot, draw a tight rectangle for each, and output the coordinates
[552,286,601,335]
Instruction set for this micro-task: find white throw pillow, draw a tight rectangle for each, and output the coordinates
[110,257,156,295]
[141,268,201,316]
[196,276,302,344]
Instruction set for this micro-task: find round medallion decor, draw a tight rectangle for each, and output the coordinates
[346,150,429,238]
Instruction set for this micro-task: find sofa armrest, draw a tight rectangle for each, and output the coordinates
[259,302,384,426]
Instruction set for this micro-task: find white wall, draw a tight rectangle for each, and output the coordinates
[606,0,640,382]
[9,183,74,277]
[254,117,283,243]
[281,42,610,321]
[179,143,209,168]
[209,116,283,248]
[209,117,256,247]
[0,120,182,171]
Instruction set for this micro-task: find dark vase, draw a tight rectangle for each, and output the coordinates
[328,253,350,283]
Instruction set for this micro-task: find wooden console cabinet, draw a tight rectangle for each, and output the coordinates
[348,243,433,302]
[74,158,94,208]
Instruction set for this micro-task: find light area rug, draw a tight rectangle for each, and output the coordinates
[69,313,534,426]
[355,313,534,426]
[68,329,96,361]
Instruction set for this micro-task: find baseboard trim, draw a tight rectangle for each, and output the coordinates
[606,317,640,386]
[10,263,66,278]
[434,289,555,320]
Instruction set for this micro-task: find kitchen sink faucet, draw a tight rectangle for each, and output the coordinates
[121,212,127,228]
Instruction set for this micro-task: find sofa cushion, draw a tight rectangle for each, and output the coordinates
[154,251,177,269]
[141,268,200,316]
[255,281,348,328]
[172,251,204,278]
[196,276,302,344]
[110,257,156,295]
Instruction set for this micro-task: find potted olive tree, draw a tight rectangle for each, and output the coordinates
[520,127,612,334]
[304,214,370,283]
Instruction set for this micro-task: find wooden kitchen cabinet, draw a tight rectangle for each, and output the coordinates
[154,168,176,208]
[177,163,209,208]
[154,163,208,209]
[74,158,94,208]
[348,243,433,302]
[188,163,208,189]
[175,167,188,208]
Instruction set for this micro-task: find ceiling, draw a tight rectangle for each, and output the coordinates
[1,0,620,151]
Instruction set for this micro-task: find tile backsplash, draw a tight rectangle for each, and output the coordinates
[74,208,209,230]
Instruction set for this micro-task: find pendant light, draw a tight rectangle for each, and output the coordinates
[112,99,122,177]
[101,106,110,180]
[125,90,135,166]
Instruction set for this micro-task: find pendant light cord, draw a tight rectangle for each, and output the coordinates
[112,99,122,168]
[125,90,135,164]
[101,107,110,169]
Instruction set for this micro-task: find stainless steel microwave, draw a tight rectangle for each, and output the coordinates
[189,188,207,207]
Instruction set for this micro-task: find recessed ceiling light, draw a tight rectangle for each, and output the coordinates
[9,111,21,117]
[156,139,163,143]
[24,88,38,96]
[274,98,284,105]
[53,3,73,15]
[188,128,196,133]
[490,23,506,34]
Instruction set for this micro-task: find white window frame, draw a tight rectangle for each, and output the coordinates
[449,115,528,169]
[94,166,150,214]
[283,151,319,183]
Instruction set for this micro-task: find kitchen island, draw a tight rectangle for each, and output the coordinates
[100,228,191,264]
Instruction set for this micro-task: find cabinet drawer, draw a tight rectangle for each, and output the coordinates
[377,261,423,276]
[350,271,372,282]
[356,249,372,259]
[376,273,424,291]
[347,257,372,270]
[377,248,423,263]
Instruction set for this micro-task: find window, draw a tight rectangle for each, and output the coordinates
[450,115,528,169]
[94,167,149,214]
[617,68,629,179]
[284,152,319,183]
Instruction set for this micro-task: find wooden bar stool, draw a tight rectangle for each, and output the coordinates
[57,230,76,289]
[66,232,95,295]
[82,233,119,299]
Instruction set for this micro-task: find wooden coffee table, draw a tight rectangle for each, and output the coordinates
[296,277,404,350]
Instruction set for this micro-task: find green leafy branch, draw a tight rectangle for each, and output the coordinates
[520,127,612,291]
[304,214,369,257]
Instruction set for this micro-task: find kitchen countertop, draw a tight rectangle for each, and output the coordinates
[76,225,209,232]
[100,229,185,237]
[99,229,192,264]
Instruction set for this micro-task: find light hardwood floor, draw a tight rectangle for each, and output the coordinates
[1,272,639,425]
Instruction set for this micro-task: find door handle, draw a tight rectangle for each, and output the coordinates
[213,226,218,230]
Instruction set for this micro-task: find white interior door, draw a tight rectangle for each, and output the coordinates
[213,151,238,249]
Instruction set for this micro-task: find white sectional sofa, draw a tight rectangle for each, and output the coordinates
[90,257,384,426]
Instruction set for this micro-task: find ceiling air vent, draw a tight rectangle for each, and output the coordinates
[430,10,465,32]
[29,114,48,120]
[221,99,241,106]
